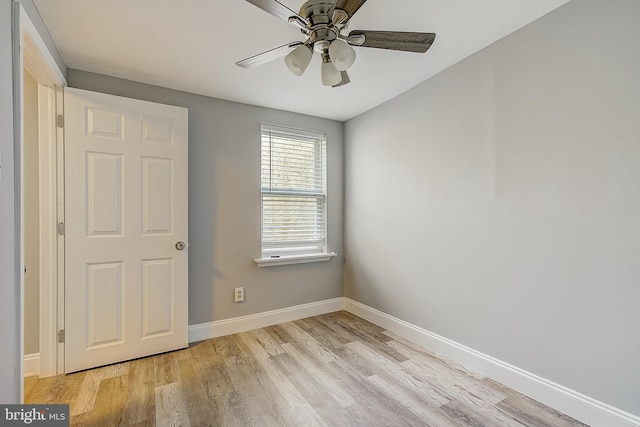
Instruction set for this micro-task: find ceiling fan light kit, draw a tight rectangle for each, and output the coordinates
[285,44,313,76]
[321,54,342,86]
[237,0,436,87]
[328,39,356,71]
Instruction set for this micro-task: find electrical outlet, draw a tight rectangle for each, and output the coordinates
[234,287,245,303]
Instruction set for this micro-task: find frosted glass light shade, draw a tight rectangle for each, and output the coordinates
[328,39,356,71]
[321,61,342,86]
[285,45,313,76]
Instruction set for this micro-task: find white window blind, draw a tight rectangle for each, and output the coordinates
[261,124,327,257]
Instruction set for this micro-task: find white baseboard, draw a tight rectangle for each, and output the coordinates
[24,353,39,377]
[188,297,345,343]
[343,298,640,427]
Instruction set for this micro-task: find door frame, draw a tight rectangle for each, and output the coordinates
[16,2,66,382]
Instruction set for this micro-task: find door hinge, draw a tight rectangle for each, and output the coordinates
[57,330,65,343]
[57,222,65,236]
[56,114,64,128]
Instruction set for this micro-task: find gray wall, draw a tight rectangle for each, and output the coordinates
[344,0,640,417]
[68,69,345,325]
[0,0,20,404]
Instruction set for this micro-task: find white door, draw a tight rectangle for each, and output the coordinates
[64,87,188,373]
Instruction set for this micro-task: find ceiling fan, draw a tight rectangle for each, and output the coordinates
[236,0,436,87]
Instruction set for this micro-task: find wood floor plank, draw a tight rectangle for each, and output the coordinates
[324,357,434,427]
[384,334,508,406]
[186,338,215,361]
[123,358,156,425]
[25,374,63,404]
[70,369,103,416]
[124,421,155,427]
[303,322,354,349]
[155,382,191,427]
[319,313,410,363]
[484,378,590,427]
[187,338,234,401]
[245,348,329,426]
[345,341,450,407]
[86,375,129,427]
[99,361,130,379]
[384,329,486,380]
[291,316,317,331]
[177,357,221,425]
[367,373,454,426]
[272,322,340,363]
[154,352,181,386]
[24,311,589,427]
[401,354,507,406]
[439,397,528,427]
[23,375,39,398]
[269,352,352,426]
[329,340,378,378]
[437,398,494,427]
[219,334,292,426]
[47,371,86,418]
[281,339,403,426]
[236,332,312,414]
[261,325,291,345]
[246,328,286,357]
[280,341,357,408]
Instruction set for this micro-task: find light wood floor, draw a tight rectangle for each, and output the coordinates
[25,311,589,426]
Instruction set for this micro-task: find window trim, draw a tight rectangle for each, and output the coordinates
[253,251,338,268]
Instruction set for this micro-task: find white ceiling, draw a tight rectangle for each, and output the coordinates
[34,0,570,121]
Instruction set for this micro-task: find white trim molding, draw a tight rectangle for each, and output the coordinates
[18,6,66,86]
[254,252,338,268]
[37,84,59,378]
[188,298,345,343]
[24,353,39,377]
[18,2,68,382]
[343,298,640,427]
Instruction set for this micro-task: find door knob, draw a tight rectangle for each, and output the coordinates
[175,241,186,250]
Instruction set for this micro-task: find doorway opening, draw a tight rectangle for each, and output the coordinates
[18,4,67,394]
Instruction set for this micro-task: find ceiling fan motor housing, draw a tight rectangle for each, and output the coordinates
[300,0,341,51]
[300,0,334,24]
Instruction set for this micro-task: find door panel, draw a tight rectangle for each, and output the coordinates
[142,258,173,337]
[142,157,173,234]
[64,87,188,373]
[86,152,123,236]
[86,262,124,347]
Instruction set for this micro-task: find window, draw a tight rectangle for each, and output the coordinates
[257,124,335,266]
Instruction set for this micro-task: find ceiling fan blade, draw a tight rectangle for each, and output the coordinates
[236,42,303,68]
[332,71,351,87]
[330,0,368,21]
[349,31,436,53]
[244,0,307,25]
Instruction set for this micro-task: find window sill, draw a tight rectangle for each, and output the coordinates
[254,252,338,268]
